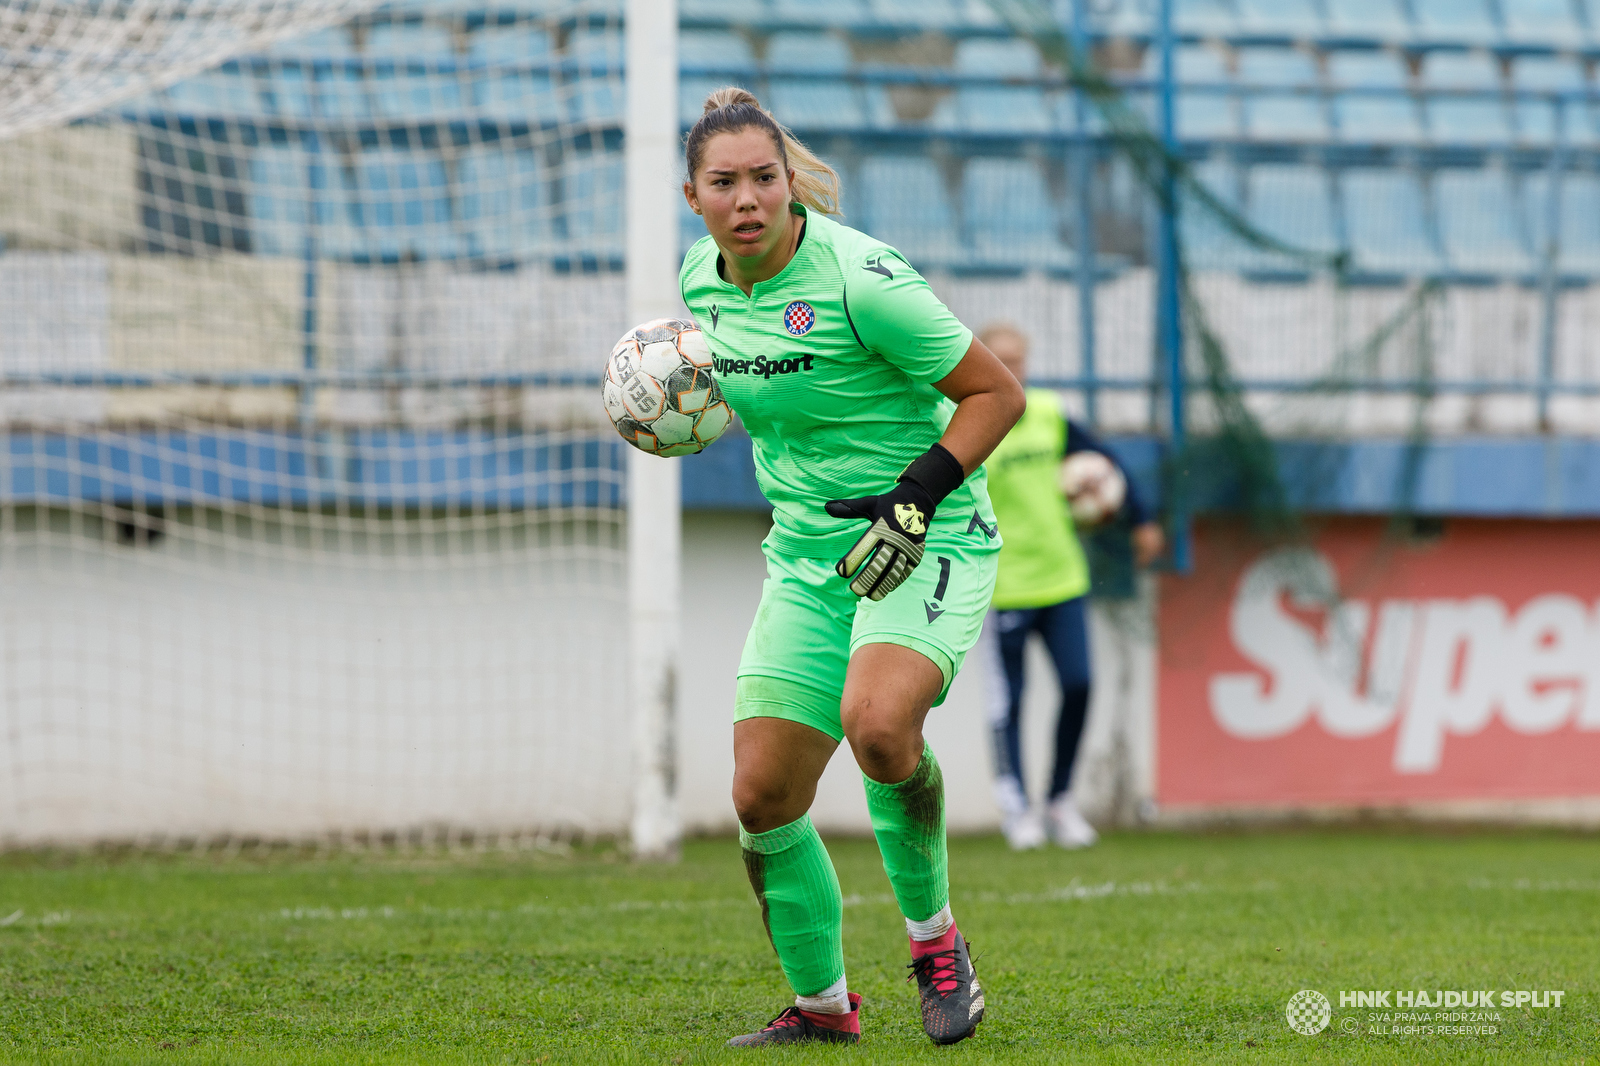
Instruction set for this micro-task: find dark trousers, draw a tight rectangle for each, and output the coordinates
[985,596,1091,801]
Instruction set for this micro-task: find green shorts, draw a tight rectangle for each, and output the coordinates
[735,513,1000,742]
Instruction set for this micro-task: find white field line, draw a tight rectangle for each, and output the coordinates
[0,880,1274,931]
[259,880,1214,923]
[0,909,69,927]
[971,879,1208,904]
[1467,878,1600,891]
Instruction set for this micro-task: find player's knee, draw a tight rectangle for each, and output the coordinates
[845,717,920,781]
[731,772,792,832]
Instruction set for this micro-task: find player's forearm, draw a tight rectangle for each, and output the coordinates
[931,337,1026,475]
[938,388,1024,475]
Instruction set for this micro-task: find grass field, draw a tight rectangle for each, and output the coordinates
[0,828,1595,1064]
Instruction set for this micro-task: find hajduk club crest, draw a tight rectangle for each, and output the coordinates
[783,300,815,336]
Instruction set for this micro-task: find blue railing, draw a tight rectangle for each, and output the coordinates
[1,429,625,510]
[10,428,1600,518]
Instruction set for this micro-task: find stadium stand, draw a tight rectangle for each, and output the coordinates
[266,26,357,58]
[1342,167,1444,276]
[1510,54,1590,146]
[1246,164,1341,260]
[1411,0,1500,43]
[1236,0,1322,36]
[766,32,852,74]
[1174,0,1238,36]
[1329,50,1424,143]
[771,79,869,129]
[681,0,755,19]
[770,0,866,26]
[457,146,548,261]
[567,27,624,123]
[944,37,1056,133]
[560,149,625,267]
[963,157,1075,271]
[680,30,757,75]
[1421,51,1513,145]
[870,0,966,26]
[1342,0,1414,38]
[247,146,330,259]
[84,0,1600,431]
[1435,167,1535,276]
[347,149,457,262]
[1500,0,1586,42]
[1180,159,1253,270]
[1237,48,1327,141]
[858,155,965,268]
[1143,44,1239,139]
[470,27,560,123]
[1550,172,1600,275]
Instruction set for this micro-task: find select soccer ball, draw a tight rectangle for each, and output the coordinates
[602,318,732,456]
[1060,451,1126,528]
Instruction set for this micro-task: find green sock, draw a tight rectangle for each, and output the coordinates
[862,741,949,924]
[739,814,845,998]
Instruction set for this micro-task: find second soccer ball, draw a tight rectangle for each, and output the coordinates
[1059,451,1126,528]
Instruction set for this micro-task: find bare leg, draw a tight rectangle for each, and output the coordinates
[840,642,944,783]
[732,716,837,833]
[729,715,850,1013]
[841,640,954,933]
[841,643,981,1043]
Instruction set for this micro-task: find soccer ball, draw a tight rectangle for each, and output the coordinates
[1060,451,1126,528]
[601,318,732,456]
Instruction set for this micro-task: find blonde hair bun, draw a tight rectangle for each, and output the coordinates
[703,86,761,114]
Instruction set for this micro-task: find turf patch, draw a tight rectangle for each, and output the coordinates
[0,830,1595,1062]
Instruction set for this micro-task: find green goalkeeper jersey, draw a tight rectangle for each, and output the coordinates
[679,204,997,558]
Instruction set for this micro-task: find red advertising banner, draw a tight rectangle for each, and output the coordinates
[1159,518,1600,807]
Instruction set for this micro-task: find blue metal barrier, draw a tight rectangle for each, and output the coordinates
[678,433,1600,518]
[2,430,625,509]
[8,429,1600,517]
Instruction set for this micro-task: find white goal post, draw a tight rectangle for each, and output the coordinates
[624,0,683,861]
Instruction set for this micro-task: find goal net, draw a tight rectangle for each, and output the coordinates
[0,0,644,847]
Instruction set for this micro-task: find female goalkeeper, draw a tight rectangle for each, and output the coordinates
[680,87,1024,1048]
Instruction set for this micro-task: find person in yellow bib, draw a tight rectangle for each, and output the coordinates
[979,323,1164,850]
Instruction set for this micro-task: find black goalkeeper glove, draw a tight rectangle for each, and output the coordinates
[825,443,966,601]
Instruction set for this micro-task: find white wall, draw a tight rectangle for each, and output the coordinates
[0,508,631,846]
[679,511,1156,835]
[0,506,1154,845]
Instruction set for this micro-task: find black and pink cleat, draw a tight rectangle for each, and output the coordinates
[726,991,862,1047]
[907,927,984,1044]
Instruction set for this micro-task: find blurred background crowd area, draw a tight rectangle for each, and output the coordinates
[5,0,1600,436]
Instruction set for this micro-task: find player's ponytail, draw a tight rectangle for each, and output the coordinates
[685,86,842,216]
[776,126,842,218]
